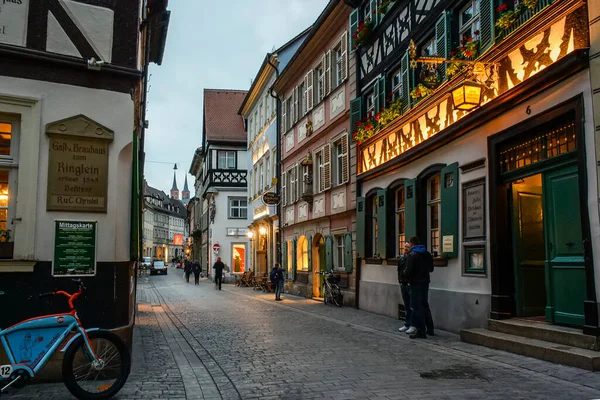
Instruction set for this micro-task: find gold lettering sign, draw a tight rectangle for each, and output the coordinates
[46,115,114,213]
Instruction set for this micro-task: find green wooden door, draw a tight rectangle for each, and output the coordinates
[511,179,546,317]
[543,164,586,325]
[314,242,326,298]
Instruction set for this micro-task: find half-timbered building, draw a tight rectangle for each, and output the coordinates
[273,0,357,305]
[349,0,600,344]
[0,0,169,370]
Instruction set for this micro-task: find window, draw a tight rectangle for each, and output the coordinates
[395,185,405,257]
[248,116,253,139]
[271,151,277,186]
[217,151,236,169]
[391,67,403,100]
[301,164,310,195]
[371,196,378,256]
[265,94,271,122]
[421,36,436,57]
[254,166,259,195]
[289,165,298,203]
[228,198,247,219]
[249,170,253,199]
[459,0,480,39]
[427,174,441,256]
[0,119,17,238]
[0,171,8,231]
[332,135,348,186]
[297,235,309,271]
[265,154,271,188]
[259,161,264,193]
[365,90,375,117]
[315,150,324,193]
[298,82,305,117]
[334,45,343,87]
[259,102,264,129]
[316,64,324,103]
[286,96,292,130]
[335,234,344,270]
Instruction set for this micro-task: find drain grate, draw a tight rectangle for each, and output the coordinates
[420,365,489,381]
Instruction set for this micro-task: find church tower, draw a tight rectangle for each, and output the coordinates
[170,164,179,200]
[182,175,190,204]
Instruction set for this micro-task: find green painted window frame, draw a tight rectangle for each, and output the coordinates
[463,244,486,276]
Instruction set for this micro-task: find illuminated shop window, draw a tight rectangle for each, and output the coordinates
[427,174,441,256]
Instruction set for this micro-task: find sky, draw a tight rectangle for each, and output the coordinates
[144,0,330,197]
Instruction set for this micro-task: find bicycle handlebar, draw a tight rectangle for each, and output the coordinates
[38,281,85,309]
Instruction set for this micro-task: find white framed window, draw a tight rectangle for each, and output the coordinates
[391,67,403,101]
[298,82,305,117]
[286,96,293,131]
[217,150,236,169]
[335,234,345,270]
[248,170,253,199]
[248,116,253,139]
[0,118,18,237]
[427,174,441,256]
[334,45,343,87]
[332,134,348,186]
[421,36,436,57]
[314,146,330,193]
[271,150,277,188]
[228,197,248,219]
[289,164,298,203]
[301,164,310,195]
[265,154,271,189]
[259,102,264,129]
[265,93,270,122]
[365,90,375,117]
[395,185,405,257]
[459,0,481,39]
[259,161,264,193]
[254,165,260,196]
[315,150,323,194]
[316,63,324,103]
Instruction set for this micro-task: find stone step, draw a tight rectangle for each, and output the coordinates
[461,328,600,371]
[488,319,600,351]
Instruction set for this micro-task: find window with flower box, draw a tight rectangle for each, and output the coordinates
[427,174,441,256]
[460,0,481,39]
[391,67,403,101]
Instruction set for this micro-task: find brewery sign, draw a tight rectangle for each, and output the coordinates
[262,192,280,205]
[46,115,113,213]
[0,0,29,47]
[463,178,486,241]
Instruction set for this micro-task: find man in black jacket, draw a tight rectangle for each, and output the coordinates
[404,236,435,339]
[213,257,225,290]
[397,242,413,333]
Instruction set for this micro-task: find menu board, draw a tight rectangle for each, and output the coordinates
[0,0,29,47]
[463,179,486,241]
[52,220,97,277]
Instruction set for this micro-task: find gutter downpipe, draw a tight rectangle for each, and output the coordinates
[267,53,281,266]
[354,32,362,310]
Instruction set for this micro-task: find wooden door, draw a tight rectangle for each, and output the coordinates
[543,164,585,325]
[312,243,326,298]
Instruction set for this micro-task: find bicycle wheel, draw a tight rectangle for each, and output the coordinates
[62,330,131,400]
[331,285,342,307]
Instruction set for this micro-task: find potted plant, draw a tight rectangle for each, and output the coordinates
[378,0,394,15]
[410,84,434,101]
[352,19,375,50]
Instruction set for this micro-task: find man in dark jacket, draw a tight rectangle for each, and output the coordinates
[397,241,413,333]
[270,263,284,301]
[193,260,201,285]
[213,257,225,290]
[184,261,192,283]
[404,236,435,339]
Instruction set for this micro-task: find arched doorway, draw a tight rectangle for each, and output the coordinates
[312,234,326,298]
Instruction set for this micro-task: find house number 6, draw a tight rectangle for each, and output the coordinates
[526,106,532,115]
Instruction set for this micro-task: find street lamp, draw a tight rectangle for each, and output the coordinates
[451,80,484,111]
[247,230,254,239]
[259,226,267,236]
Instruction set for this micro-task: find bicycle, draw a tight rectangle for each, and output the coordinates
[0,279,131,400]
[316,271,343,307]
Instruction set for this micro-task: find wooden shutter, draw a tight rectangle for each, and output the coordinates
[374,76,386,113]
[292,87,298,124]
[295,164,300,202]
[376,189,388,258]
[404,179,417,239]
[479,0,496,53]
[305,71,314,111]
[323,143,331,191]
[341,31,348,81]
[282,240,288,273]
[291,237,297,281]
[325,235,334,272]
[344,232,353,272]
[350,97,363,134]
[281,98,287,133]
[349,9,359,53]
[356,197,366,258]
[325,50,332,95]
[435,11,451,81]
[307,234,313,272]
[341,134,349,184]
[281,170,287,205]
[369,0,379,25]
[440,163,459,258]
[401,51,411,112]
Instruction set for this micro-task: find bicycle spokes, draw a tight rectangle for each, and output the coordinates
[71,338,122,393]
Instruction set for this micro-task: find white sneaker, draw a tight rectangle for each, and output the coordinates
[406,326,417,334]
[398,326,410,332]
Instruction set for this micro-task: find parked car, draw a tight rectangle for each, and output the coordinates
[150,260,167,275]
[141,257,152,268]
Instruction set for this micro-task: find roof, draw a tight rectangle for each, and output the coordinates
[183,175,190,192]
[203,89,247,143]
[144,182,187,218]
[171,170,178,191]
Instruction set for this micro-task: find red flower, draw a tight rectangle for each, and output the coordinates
[497,3,507,12]
[474,30,480,36]
[365,123,373,131]
[375,113,381,121]
[460,40,465,45]
[464,51,472,57]
[467,37,473,42]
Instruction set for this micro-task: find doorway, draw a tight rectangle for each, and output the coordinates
[232,243,246,273]
[510,165,586,325]
[312,235,326,299]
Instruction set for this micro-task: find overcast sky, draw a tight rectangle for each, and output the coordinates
[144,0,329,197]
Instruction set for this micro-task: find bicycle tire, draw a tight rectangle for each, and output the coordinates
[331,285,342,307]
[62,330,131,400]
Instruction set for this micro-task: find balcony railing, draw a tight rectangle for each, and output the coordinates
[501,0,555,39]
[202,168,247,189]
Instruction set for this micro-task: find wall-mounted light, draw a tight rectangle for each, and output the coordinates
[259,226,267,236]
[247,230,254,239]
[451,80,484,111]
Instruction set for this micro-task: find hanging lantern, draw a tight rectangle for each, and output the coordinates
[451,80,484,111]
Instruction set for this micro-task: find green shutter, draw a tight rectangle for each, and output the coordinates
[374,75,386,113]
[404,179,417,240]
[479,0,496,53]
[369,0,379,25]
[435,11,452,81]
[356,197,366,258]
[307,234,313,272]
[376,189,388,258]
[349,9,359,54]
[401,51,411,112]
[291,237,297,280]
[282,240,288,277]
[325,235,334,272]
[441,163,459,258]
[350,97,363,134]
[344,232,353,272]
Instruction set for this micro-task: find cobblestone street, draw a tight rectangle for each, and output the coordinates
[6,273,600,399]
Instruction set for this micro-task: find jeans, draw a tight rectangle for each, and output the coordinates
[215,273,222,290]
[194,274,200,285]
[400,284,412,327]
[275,280,283,299]
[410,283,434,334]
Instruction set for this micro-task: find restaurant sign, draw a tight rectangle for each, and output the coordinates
[0,0,29,47]
[46,115,114,212]
[52,220,97,277]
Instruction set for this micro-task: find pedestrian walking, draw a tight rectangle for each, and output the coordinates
[270,262,284,301]
[184,261,192,283]
[397,241,414,334]
[213,257,225,290]
[404,236,435,339]
[193,260,201,285]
